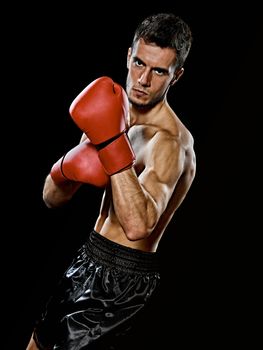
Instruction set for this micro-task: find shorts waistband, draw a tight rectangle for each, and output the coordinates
[85,230,160,274]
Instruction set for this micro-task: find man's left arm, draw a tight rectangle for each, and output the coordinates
[110,134,186,241]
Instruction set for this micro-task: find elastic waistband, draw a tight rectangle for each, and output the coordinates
[85,230,160,274]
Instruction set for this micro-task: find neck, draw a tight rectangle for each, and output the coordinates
[129,99,168,126]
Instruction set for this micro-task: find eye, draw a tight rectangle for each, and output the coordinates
[154,68,165,76]
[133,58,144,67]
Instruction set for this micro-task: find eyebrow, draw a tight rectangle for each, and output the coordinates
[133,56,170,75]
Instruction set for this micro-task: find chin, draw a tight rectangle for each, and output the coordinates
[129,97,146,109]
[129,93,147,106]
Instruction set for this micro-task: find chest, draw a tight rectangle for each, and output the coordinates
[128,125,156,174]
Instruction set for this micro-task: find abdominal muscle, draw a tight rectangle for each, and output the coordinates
[95,217,160,252]
[94,196,177,253]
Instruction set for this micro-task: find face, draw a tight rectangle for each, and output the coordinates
[126,38,183,109]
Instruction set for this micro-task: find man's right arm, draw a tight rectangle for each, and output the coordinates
[42,134,84,209]
[43,139,109,208]
[42,174,81,208]
[43,76,133,209]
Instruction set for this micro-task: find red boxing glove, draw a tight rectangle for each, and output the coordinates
[69,76,135,175]
[98,133,135,175]
[69,76,129,145]
[50,140,109,188]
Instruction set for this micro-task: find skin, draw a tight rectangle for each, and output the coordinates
[26,38,196,350]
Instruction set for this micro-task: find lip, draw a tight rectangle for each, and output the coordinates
[132,87,148,96]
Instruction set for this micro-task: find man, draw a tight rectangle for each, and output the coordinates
[26,12,196,350]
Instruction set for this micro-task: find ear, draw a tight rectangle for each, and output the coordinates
[170,68,184,86]
[127,48,132,69]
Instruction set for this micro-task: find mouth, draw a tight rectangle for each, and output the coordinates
[132,87,148,97]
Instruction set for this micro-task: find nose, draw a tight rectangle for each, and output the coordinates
[138,69,151,87]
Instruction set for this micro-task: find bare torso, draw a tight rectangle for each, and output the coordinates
[95,103,196,252]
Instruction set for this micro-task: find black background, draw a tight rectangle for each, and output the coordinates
[3,2,262,349]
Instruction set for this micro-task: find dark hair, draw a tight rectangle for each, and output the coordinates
[132,13,193,70]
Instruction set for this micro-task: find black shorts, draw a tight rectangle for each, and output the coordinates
[33,230,160,350]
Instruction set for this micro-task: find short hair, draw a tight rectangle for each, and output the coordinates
[131,13,193,70]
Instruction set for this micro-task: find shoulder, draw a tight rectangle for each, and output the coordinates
[151,113,194,154]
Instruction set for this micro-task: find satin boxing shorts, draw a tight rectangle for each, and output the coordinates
[33,230,160,350]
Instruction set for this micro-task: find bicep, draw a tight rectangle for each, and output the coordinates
[139,138,185,214]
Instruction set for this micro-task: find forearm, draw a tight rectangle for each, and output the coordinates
[42,174,81,208]
[110,168,158,240]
